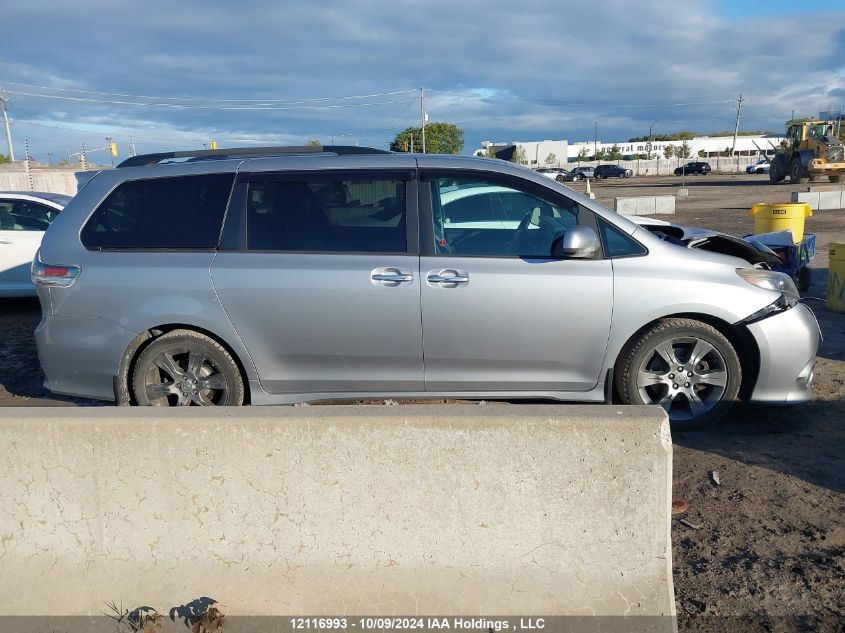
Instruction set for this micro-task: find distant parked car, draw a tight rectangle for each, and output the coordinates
[594,165,633,179]
[0,191,70,297]
[674,162,711,176]
[746,159,770,175]
[535,167,575,182]
[569,167,595,180]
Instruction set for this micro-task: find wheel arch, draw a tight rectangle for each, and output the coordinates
[611,312,760,402]
[115,323,252,405]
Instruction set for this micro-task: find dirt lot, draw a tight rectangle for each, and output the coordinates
[1,173,843,630]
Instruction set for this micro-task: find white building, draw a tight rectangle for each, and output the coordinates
[476,134,785,163]
[476,139,568,166]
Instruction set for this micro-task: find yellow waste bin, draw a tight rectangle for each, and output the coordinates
[749,203,812,243]
[828,243,845,312]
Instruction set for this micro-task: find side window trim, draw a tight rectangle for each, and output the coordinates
[418,169,602,260]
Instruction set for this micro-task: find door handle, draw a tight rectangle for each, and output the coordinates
[427,270,469,285]
[370,267,414,286]
[371,273,414,283]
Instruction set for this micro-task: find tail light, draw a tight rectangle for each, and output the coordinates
[31,251,80,287]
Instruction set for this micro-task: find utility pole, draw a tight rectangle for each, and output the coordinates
[731,93,745,157]
[24,138,34,191]
[0,89,15,161]
[593,121,598,159]
[129,136,137,157]
[80,143,88,171]
[648,120,659,159]
[420,87,426,153]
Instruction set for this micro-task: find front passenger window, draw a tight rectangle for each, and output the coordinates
[428,177,579,257]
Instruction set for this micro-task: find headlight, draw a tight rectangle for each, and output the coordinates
[736,268,799,302]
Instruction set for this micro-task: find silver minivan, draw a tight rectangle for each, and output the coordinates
[33,146,818,427]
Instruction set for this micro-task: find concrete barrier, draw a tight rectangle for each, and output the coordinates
[0,170,80,196]
[791,189,844,210]
[0,405,674,625]
[614,195,676,216]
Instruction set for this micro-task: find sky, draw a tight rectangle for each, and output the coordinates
[1,0,844,162]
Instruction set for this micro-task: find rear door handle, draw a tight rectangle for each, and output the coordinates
[427,269,469,285]
[370,267,414,286]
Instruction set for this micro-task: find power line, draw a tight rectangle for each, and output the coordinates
[1,81,419,104]
[529,97,738,108]
[3,89,418,110]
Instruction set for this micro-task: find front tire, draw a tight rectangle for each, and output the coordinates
[131,329,245,406]
[830,175,844,184]
[616,319,741,429]
[789,158,809,184]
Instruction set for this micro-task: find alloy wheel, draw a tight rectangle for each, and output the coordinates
[635,336,728,421]
[143,346,229,406]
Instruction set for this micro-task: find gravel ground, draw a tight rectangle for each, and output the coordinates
[1,173,843,630]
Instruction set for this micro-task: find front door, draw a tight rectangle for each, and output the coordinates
[419,171,613,393]
[212,170,424,395]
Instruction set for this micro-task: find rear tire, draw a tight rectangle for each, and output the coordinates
[131,329,245,406]
[616,319,741,429]
[830,175,844,183]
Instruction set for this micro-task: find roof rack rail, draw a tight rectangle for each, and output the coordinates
[116,145,391,168]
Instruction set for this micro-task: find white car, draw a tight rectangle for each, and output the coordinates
[0,191,70,297]
[746,159,770,175]
[535,167,575,182]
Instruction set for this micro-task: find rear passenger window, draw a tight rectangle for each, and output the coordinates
[246,177,406,253]
[81,173,234,249]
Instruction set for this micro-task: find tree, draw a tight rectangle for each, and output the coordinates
[629,131,696,142]
[485,148,497,158]
[663,145,675,159]
[577,147,590,161]
[390,122,464,154]
[0,153,9,164]
[607,144,622,160]
[678,141,691,159]
[697,149,707,158]
[306,138,321,146]
[545,152,557,166]
[593,148,608,161]
[511,146,528,164]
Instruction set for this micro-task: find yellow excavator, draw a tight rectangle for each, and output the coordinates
[770,119,845,184]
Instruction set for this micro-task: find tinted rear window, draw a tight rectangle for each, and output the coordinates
[81,173,234,249]
[246,177,406,253]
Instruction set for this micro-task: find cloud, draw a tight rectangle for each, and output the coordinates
[1,0,843,158]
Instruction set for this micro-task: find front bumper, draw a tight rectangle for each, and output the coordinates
[746,303,819,405]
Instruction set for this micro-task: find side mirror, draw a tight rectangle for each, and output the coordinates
[552,226,600,259]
